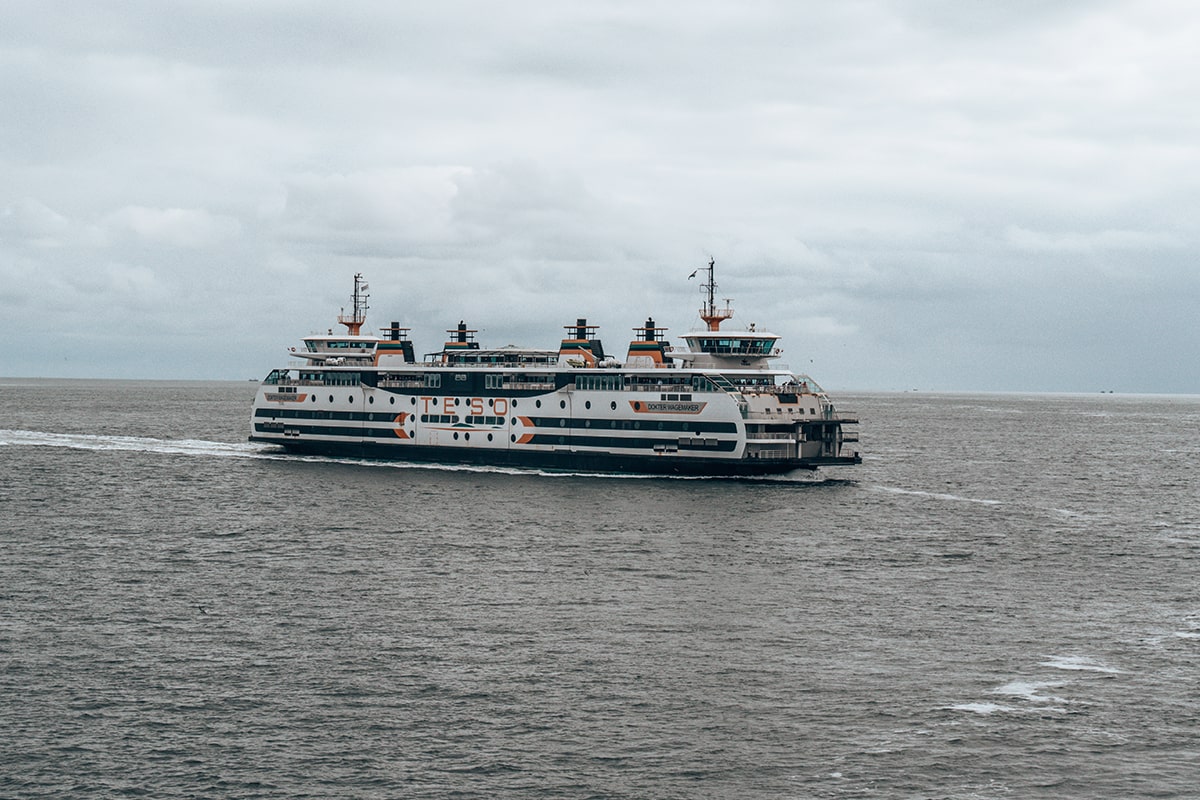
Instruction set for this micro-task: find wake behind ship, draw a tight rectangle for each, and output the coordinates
[249,262,861,476]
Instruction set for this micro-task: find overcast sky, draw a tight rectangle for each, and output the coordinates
[2,0,1197,391]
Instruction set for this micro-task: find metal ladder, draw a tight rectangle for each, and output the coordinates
[708,374,749,418]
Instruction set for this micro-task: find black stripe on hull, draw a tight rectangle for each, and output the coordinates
[252,422,736,451]
[247,436,859,476]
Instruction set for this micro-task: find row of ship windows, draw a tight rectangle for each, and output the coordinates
[430,374,552,389]
[693,338,776,354]
[426,415,706,431]
[305,342,373,351]
[438,433,721,447]
[272,371,722,392]
[308,394,633,412]
[395,374,701,391]
[301,371,359,385]
[434,433,716,444]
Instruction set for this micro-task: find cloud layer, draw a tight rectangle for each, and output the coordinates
[2,1,1198,390]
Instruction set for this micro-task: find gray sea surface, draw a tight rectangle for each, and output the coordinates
[2,379,1199,798]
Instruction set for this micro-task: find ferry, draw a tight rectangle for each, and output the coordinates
[249,261,861,476]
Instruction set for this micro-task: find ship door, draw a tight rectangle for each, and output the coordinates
[821,423,835,456]
[558,394,575,450]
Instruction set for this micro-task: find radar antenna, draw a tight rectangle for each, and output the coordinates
[698,257,734,331]
[338,273,369,336]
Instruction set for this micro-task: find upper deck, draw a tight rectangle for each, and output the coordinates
[282,260,816,388]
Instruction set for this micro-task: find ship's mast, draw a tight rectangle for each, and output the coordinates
[338,273,369,336]
[698,257,734,331]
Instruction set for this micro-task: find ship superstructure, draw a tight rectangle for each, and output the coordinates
[250,264,861,476]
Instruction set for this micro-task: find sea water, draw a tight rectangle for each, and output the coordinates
[2,380,1199,798]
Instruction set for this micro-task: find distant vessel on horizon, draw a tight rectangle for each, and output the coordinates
[249,261,861,476]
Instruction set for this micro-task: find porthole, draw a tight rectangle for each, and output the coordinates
[633,401,641,410]
[559,419,566,427]
[311,395,316,403]
[464,433,470,441]
[536,400,542,408]
[634,421,640,429]
[559,400,566,409]
[453,432,459,440]
[455,398,461,406]
[411,397,416,405]
[657,422,663,430]
[585,420,591,428]
[328,394,334,403]
[368,396,374,404]
[487,433,494,442]
[510,434,516,442]
[488,398,494,407]
[512,399,518,407]
[389,396,395,405]
[610,401,617,410]
[348,395,354,403]
[558,436,565,444]
[585,401,591,409]
[511,417,517,426]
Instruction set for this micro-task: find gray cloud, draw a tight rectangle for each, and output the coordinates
[1,1,1198,390]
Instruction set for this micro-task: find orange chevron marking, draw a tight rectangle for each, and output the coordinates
[392,412,411,439]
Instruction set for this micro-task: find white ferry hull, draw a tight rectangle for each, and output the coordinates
[250,382,860,476]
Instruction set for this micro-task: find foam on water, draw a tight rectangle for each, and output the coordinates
[992,680,1067,704]
[0,429,266,458]
[948,702,1015,715]
[870,484,1003,506]
[948,677,1076,716]
[1040,655,1122,674]
[870,483,1090,520]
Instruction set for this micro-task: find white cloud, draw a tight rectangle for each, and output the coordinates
[103,206,241,248]
[0,198,71,246]
[99,262,166,305]
[1005,226,1184,253]
[278,167,465,250]
[794,315,860,338]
